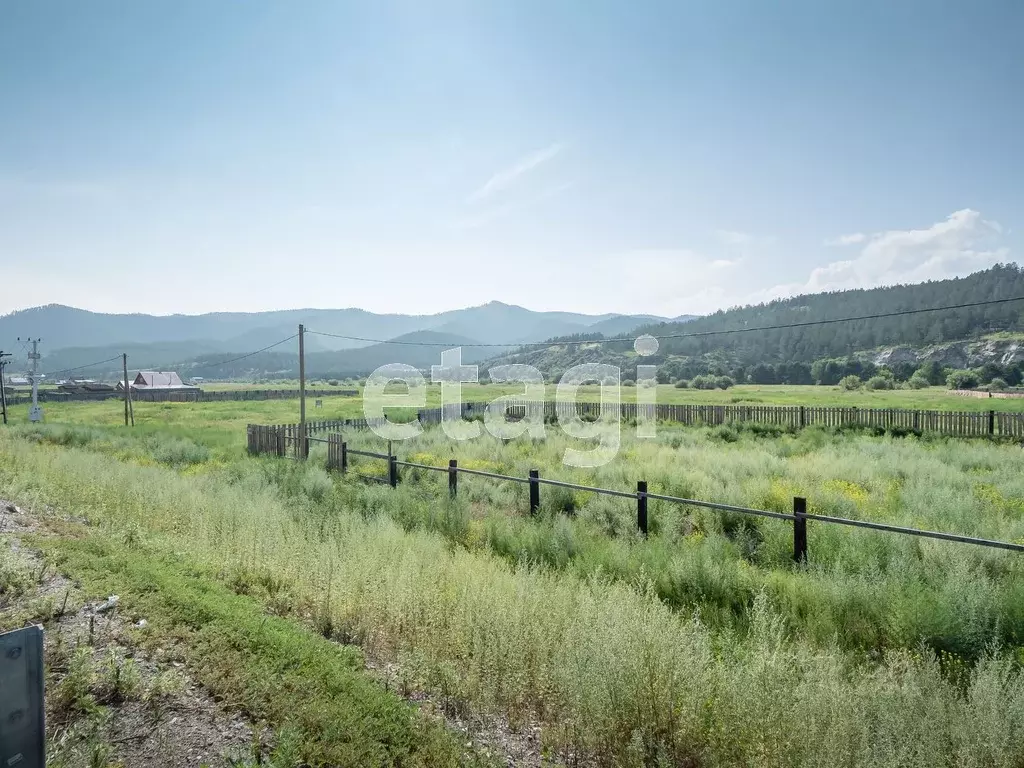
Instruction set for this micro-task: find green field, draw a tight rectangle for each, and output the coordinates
[3,389,1024,766]
[5,383,1024,439]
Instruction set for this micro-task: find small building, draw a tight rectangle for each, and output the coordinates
[57,381,117,395]
[7,375,29,386]
[121,371,202,393]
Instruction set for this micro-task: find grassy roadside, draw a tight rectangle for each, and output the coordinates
[6,430,1024,766]
[25,522,497,768]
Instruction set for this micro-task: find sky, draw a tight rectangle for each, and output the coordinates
[1,1,1022,319]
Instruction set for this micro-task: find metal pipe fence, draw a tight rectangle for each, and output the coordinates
[289,429,1024,563]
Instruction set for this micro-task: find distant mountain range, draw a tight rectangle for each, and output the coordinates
[0,302,689,379]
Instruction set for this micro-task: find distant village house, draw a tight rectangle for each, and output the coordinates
[117,371,202,393]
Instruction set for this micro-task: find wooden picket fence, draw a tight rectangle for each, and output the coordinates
[492,400,1024,438]
[247,416,387,458]
[248,400,1024,460]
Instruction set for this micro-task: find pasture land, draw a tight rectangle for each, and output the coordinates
[3,382,1024,438]
[3,398,1024,766]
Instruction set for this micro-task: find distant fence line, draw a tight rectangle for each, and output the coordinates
[246,400,1024,462]
[953,389,1024,399]
[245,413,1024,565]
[2,387,358,405]
[423,400,1024,439]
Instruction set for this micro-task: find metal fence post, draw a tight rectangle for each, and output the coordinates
[529,470,540,515]
[449,459,458,497]
[388,454,398,488]
[340,441,348,473]
[637,480,648,536]
[989,409,996,435]
[793,496,808,563]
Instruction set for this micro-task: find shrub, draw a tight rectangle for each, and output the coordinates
[988,377,1008,392]
[299,466,334,502]
[150,437,210,466]
[865,375,894,390]
[715,376,735,390]
[621,379,636,387]
[907,372,930,389]
[839,375,862,391]
[327,379,339,386]
[691,375,717,390]
[674,379,690,389]
[947,369,979,390]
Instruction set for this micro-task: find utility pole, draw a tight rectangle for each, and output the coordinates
[123,353,130,427]
[0,351,10,425]
[298,324,307,458]
[20,338,42,423]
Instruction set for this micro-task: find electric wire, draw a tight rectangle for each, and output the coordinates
[305,295,1024,349]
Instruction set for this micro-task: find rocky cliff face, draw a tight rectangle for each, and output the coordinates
[866,339,1024,369]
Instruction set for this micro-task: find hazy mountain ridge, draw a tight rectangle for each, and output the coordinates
[1,301,665,378]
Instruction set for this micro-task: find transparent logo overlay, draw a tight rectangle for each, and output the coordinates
[361,335,660,467]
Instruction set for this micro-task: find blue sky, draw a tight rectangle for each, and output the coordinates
[1,1,1021,317]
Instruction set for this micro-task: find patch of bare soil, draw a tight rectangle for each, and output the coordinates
[1,502,261,767]
[2,499,564,767]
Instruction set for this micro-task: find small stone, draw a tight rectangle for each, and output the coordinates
[95,595,120,613]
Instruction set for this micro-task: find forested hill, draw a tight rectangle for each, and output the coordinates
[486,264,1024,376]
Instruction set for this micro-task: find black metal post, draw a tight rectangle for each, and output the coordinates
[793,496,808,563]
[529,469,540,515]
[637,480,648,536]
[989,409,996,435]
[341,441,348,473]
[389,454,398,488]
[448,459,458,497]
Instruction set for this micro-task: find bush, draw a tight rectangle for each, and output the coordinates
[621,378,636,387]
[947,369,979,390]
[838,375,862,391]
[715,376,735,390]
[691,375,717,390]
[988,377,1008,392]
[674,379,690,389]
[865,375,894,390]
[907,372,930,389]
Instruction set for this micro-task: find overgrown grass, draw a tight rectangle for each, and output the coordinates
[4,430,1024,766]
[35,530,494,768]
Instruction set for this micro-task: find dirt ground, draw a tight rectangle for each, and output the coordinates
[1,500,554,767]
[1,501,262,767]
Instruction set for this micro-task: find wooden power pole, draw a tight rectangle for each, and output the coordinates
[122,353,130,427]
[298,324,307,458]
[0,351,10,425]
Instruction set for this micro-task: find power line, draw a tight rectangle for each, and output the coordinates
[40,354,123,378]
[306,295,1024,350]
[188,333,298,370]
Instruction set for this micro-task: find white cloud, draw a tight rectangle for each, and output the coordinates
[452,180,574,230]
[467,143,563,203]
[824,232,867,246]
[772,209,1008,299]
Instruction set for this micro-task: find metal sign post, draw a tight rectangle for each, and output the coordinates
[0,625,45,767]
